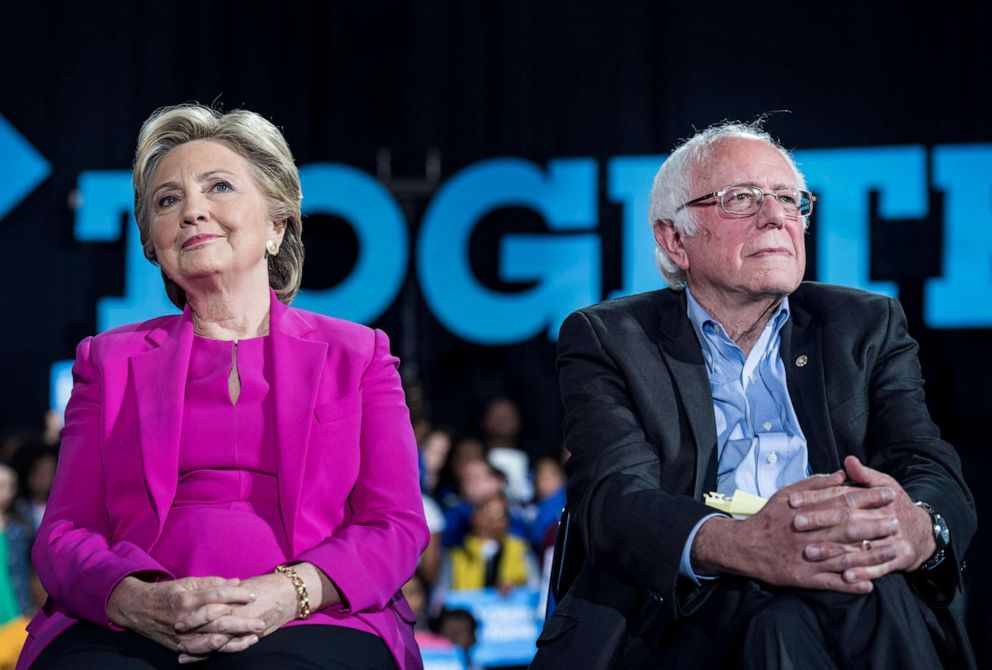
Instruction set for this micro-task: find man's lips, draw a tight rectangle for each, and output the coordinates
[749,247,792,257]
[182,234,222,249]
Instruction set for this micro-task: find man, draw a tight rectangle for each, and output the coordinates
[531,123,976,669]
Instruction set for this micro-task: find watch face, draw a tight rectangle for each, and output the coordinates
[935,514,950,548]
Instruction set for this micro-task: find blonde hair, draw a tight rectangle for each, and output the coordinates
[133,103,304,307]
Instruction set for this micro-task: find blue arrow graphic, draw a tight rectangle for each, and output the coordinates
[0,114,50,221]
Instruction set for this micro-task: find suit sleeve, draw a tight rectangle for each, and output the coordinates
[866,299,976,604]
[294,329,429,613]
[558,311,714,614]
[33,337,173,626]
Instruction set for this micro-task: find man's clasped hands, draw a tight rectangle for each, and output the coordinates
[693,455,938,593]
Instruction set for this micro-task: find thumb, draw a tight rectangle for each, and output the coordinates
[844,455,890,487]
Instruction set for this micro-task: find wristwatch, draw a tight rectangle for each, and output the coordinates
[914,501,950,571]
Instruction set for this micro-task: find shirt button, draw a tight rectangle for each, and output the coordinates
[767,452,778,464]
[749,374,757,383]
[762,421,772,431]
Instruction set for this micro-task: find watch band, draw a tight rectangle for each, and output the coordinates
[914,501,949,572]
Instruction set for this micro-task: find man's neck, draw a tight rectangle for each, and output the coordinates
[688,287,784,356]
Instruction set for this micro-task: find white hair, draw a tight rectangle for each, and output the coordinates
[647,121,809,290]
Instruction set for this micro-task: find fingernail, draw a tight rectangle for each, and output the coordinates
[790,493,803,507]
[794,515,808,530]
[806,546,822,559]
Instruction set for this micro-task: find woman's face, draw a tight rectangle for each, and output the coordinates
[148,139,284,292]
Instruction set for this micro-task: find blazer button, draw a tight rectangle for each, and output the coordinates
[648,590,664,604]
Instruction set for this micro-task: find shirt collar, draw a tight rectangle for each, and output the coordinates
[685,288,791,371]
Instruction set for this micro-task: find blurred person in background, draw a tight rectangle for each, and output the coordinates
[19,104,427,670]
[0,460,34,669]
[419,428,453,495]
[0,462,32,622]
[442,458,528,549]
[446,494,536,594]
[419,491,445,586]
[432,608,477,665]
[13,446,57,533]
[480,398,531,505]
[434,436,488,510]
[527,456,567,556]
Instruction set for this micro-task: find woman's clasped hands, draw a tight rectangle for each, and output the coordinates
[107,572,299,664]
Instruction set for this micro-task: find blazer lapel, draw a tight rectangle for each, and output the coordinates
[654,292,718,499]
[267,294,328,553]
[781,300,841,474]
[131,307,194,535]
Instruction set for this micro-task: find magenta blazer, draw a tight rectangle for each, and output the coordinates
[18,291,430,669]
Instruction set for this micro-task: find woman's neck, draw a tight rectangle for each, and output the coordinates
[187,280,272,341]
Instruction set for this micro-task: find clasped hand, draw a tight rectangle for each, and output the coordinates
[701,456,936,594]
[107,572,299,664]
[786,455,937,589]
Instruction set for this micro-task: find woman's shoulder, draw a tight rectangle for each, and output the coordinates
[286,306,378,344]
[92,313,179,341]
[84,313,183,358]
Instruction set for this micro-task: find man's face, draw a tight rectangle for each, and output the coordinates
[672,138,807,305]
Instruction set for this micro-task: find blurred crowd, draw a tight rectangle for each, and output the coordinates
[0,412,61,669]
[402,386,567,669]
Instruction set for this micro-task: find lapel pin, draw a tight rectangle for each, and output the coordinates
[795,355,808,367]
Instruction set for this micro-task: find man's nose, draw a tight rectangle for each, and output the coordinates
[755,194,789,228]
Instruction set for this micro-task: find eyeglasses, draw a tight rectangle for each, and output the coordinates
[675,185,816,218]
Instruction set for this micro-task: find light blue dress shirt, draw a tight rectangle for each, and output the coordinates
[678,288,810,583]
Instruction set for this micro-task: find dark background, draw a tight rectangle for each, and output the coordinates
[1,1,990,662]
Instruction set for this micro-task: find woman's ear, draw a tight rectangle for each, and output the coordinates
[270,218,287,245]
[653,219,690,271]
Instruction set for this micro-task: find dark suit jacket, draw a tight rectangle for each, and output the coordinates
[532,283,975,669]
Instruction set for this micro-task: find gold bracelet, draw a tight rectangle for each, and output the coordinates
[274,564,311,619]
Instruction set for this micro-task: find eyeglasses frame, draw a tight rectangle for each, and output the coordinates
[674,184,817,218]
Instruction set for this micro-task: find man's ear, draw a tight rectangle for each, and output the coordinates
[653,219,690,271]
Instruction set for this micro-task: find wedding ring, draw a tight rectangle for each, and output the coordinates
[861,539,872,551]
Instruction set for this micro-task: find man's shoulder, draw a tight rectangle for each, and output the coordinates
[791,282,894,323]
[573,288,680,324]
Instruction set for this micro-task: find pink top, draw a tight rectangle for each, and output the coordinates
[152,335,377,639]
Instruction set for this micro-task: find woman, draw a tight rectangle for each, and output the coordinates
[18,105,429,669]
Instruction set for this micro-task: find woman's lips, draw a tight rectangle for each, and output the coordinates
[182,234,222,249]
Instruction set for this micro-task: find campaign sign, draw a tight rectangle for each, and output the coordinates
[445,588,541,667]
[421,646,468,670]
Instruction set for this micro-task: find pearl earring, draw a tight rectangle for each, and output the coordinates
[266,240,280,256]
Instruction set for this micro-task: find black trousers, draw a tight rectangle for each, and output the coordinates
[31,622,399,670]
[618,573,954,670]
